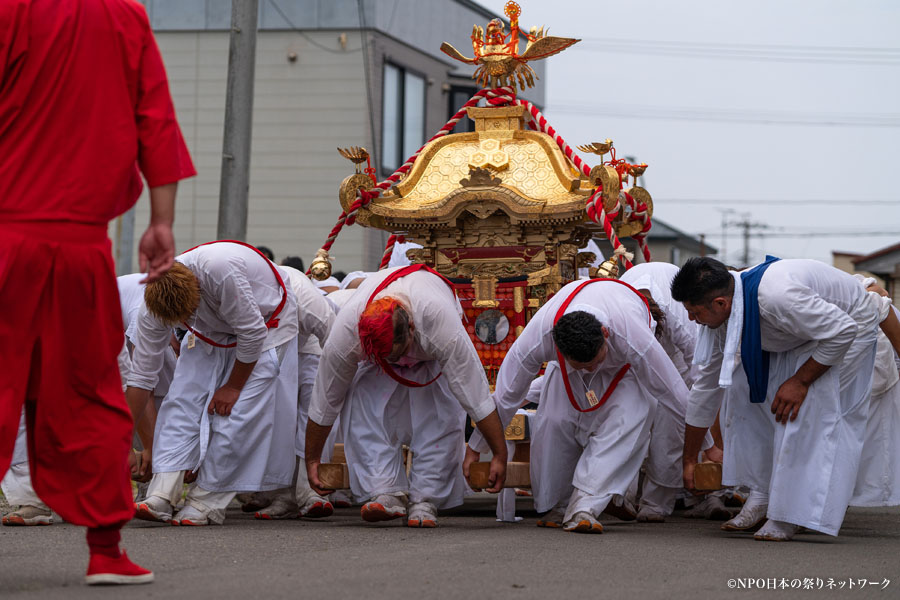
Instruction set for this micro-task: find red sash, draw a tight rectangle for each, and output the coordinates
[553,278,651,413]
[366,264,456,388]
[181,240,289,349]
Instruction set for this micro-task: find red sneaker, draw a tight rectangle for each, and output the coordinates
[85,551,154,585]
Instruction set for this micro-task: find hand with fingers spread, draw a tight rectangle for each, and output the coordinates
[771,375,810,424]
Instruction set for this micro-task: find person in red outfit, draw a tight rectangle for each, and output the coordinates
[0,0,195,586]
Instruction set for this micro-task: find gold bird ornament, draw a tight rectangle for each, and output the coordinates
[576,139,614,158]
[440,1,579,90]
[337,146,369,175]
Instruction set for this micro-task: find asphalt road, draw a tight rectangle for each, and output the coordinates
[1,496,898,600]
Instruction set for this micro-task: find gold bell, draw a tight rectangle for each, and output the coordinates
[595,256,621,279]
[594,246,634,279]
[309,249,333,281]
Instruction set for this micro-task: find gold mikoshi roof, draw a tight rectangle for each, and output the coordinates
[366,105,594,227]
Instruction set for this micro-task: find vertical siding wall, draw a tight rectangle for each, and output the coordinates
[124,30,372,273]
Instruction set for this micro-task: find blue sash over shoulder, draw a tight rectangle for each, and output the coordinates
[740,255,781,403]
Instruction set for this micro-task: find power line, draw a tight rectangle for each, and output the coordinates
[267,0,362,54]
[711,231,900,238]
[577,36,900,54]
[573,38,900,66]
[659,198,898,206]
[550,103,900,128]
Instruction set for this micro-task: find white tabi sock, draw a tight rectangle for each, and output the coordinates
[754,519,800,541]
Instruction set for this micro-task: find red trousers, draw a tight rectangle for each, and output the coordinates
[0,221,134,528]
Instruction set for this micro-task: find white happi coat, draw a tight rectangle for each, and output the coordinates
[468,279,689,516]
[128,242,300,493]
[279,266,337,460]
[687,259,887,536]
[309,267,495,507]
[118,273,176,403]
[852,305,900,507]
[620,262,700,385]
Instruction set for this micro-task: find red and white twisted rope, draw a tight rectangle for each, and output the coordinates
[516,100,643,267]
[378,234,406,269]
[319,86,651,273]
[371,88,516,268]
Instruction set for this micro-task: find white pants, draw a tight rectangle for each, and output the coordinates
[1,414,46,509]
[722,336,877,536]
[146,471,234,524]
[1,463,47,509]
[295,353,339,461]
[341,360,467,508]
[851,380,900,507]
[530,362,677,522]
[150,337,298,493]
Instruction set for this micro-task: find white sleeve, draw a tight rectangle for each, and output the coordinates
[217,255,268,363]
[761,283,858,367]
[524,375,545,405]
[685,328,727,428]
[293,272,336,348]
[308,305,363,427]
[634,337,690,416]
[416,292,495,424]
[126,305,173,391]
[468,306,556,454]
[117,343,131,392]
[667,315,698,370]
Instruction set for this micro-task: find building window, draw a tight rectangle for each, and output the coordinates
[448,85,478,133]
[382,64,425,174]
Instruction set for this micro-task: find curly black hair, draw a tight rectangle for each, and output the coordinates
[552,311,605,363]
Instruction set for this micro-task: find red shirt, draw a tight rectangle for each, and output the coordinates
[0,0,196,224]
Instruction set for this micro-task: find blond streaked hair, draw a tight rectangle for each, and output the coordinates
[144,262,201,325]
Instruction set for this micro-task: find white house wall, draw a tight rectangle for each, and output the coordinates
[121,29,371,273]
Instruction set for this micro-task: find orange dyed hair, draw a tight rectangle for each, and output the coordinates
[144,262,201,325]
[358,296,406,361]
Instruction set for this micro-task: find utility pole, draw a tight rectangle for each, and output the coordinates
[728,214,769,267]
[717,208,736,265]
[217,0,259,241]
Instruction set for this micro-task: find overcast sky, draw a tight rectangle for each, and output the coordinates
[471,0,900,265]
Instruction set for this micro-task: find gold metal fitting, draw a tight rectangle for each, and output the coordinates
[309,248,333,281]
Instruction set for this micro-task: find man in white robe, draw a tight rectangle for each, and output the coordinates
[254,266,337,519]
[621,263,732,520]
[851,278,900,508]
[127,241,300,526]
[621,262,699,386]
[118,273,178,485]
[305,266,508,527]
[466,278,691,532]
[674,257,890,541]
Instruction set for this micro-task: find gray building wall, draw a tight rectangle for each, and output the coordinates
[117,0,547,273]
